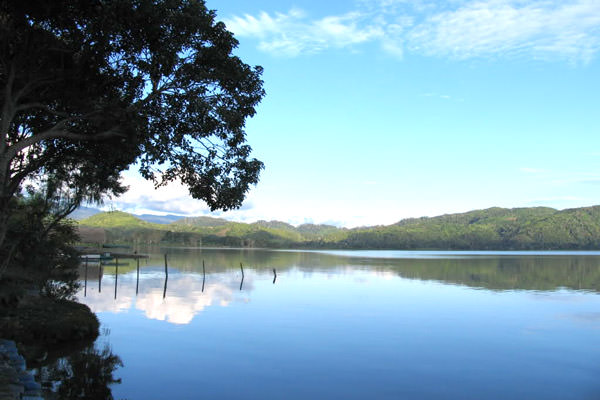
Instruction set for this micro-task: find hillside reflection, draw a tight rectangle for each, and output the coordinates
[137,248,600,292]
[78,249,600,326]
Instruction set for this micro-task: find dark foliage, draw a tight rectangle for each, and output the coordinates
[2,190,81,299]
[0,0,264,254]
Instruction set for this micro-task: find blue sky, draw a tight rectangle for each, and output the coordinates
[112,0,600,227]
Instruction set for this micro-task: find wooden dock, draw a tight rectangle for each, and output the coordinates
[79,250,148,264]
[108,252,149,259]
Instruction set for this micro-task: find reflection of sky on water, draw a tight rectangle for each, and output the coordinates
[78,269,253,325]
[77,251,600,400]
[558,312,600,328]
[78,266,395,325]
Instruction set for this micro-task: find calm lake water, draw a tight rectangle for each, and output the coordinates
[72,249,600,399]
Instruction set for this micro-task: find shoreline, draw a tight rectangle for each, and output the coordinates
[0,296,99,350]
[0,339,43,399]
[0,294,100,399]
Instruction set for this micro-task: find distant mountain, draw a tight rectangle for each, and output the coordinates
[70,206,185,224]
[252,220,296,231]
[296,223,345,239]
[79,211,158,229]
[137,213,185,224]
[69,206,102,220]
[392,206,556,227]
[171,216,230,227]
[339,206,600,250]
[75,206,600,250]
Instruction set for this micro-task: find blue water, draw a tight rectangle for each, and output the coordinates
[75,249,600,399]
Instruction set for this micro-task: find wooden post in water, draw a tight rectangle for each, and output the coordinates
[163,275,168,299]
[201,260,206,293]
[239,262,244,291]
[136,257,140,295]
[84,258,88,296]
[99,265,102,293]
[273,268,277,284]
[163,254,168,298]
[164,254,168,278]
[114,257,119,299]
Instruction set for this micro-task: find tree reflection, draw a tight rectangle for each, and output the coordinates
[39,342,123,400]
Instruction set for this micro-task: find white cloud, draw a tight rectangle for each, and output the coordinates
[225,0,600,63]
[408,0,600,62]
[107,171,213,216]
[108,170,494,228]
[225,10,385,57]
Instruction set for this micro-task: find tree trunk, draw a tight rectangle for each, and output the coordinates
[0,208,12,279]
[0,165,15,279]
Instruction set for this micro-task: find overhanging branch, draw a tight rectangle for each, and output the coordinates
[15,102,70,118]
[5,125,126,161]
[1,63,17,153]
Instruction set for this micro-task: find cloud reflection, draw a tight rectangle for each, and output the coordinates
[79,272,252,325]
[135,279,233,324]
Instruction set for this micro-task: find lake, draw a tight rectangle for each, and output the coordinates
[69,249,600,399]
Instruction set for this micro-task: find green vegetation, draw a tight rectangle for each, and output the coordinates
[1,0,264,257]
[336,206,600,250]
[78,206,600,250]
[0,191,99,348]
[2,191,82,301]
[172,216,230,228]
[79,211,160,230]
[0,297,99,347]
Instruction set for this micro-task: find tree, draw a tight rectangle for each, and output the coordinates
[0,0,265,251]
[1,178,83,297]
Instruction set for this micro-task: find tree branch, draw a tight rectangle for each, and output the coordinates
[1,62,16,153]
[15,102,70,118]
[40,197,79,240]
[5,125,126,161]
[13,78,61,105]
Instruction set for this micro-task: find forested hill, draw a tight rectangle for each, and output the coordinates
[76,206,600,250]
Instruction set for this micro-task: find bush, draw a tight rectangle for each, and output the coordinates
[1,194,81,300]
